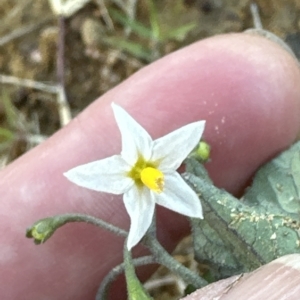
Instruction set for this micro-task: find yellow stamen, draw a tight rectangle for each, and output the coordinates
[140,167,164,193]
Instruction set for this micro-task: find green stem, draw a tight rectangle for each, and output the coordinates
[142,214,208,288]
[95,255,156,300]
[26,213,128,244]
[143,235,207,288]
[54,213,128,237]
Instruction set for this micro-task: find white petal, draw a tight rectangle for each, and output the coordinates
[154,172,203,218]
[111,103,153,165]
[123,185,155,249]
[152,121,205,171]
[64,155,133,194]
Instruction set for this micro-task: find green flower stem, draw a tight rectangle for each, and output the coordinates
[142,217,208,288]
[95,255,156,300]
[54,213,128,237]
[26,213,128,244]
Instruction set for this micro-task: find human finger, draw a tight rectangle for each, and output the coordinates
[0,33,299,299]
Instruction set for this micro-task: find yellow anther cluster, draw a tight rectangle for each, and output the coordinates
[140,167,164,193]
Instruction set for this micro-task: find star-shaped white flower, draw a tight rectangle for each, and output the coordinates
[64,103,205,249]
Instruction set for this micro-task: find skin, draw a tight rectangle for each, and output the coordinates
[183,254,300,300]
[1,32,300,299]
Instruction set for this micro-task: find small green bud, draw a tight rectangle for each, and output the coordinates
[196,141,211,162]
[189,140,211,162]
[26,217,57,244]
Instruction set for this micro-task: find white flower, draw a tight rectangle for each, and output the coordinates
[64,103,205,249]
[48,0,91,17]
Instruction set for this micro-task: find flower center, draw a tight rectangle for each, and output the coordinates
[140,167,164,193]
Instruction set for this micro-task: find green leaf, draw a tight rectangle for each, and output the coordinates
[243,141,300,218]
[102,36,153,61]
[146,0,160,40]
[109,9,153,40]
[184,142,300,280]
[0,127,14,142]
[163,23,196,42]
[1,90,18,129]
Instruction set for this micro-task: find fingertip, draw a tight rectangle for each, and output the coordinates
[183,254,300,300]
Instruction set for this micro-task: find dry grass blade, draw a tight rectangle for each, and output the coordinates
[0,18,52,47]
[0,74,71,126]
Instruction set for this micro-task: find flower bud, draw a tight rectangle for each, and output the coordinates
[26,217,57,244]
[196,141,211,162]
[189,140,211,162]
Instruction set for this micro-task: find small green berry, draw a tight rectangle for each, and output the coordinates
[195,141,211,162]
